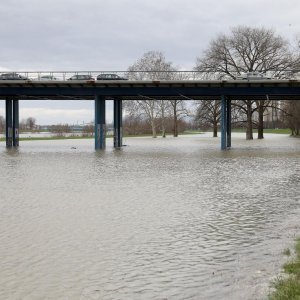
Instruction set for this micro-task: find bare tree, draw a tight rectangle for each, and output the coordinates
[126,51,178,137]
[157,100,171,137]
[127,50,177,80]
[169,100,189,137]
[283,101,300,135]
[195,26,300,139]
[82,124,94,137]
[195,100,221,137]
[50,124,71,136]
[26,117,36,131]
[124,100,159,137]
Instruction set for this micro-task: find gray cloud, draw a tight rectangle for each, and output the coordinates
[0,0,299,70]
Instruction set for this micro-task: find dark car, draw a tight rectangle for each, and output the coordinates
[0,73,29,80]
[68,74,94,81]
[97,74,127,80]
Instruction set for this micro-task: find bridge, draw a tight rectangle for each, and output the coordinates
[1,71,300,150]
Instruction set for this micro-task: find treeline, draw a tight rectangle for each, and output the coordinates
[0,117,37,132]
[123,114,189,136]
[0,100,299,138]
[194,100,299,139]
[123,25,300,139]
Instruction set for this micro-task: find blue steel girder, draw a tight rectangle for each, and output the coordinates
[0,80,300,100]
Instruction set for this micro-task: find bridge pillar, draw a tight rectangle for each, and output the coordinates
[113,99,122,148]
[5,98,13,147]
[226,99,231,148]
[13,99,19,147]
[221,96,232,150]
[95,95,106,150]
[221,95,227,150]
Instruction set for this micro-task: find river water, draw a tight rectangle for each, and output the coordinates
[0,133,300,300]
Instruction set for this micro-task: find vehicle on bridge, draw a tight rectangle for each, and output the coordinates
[0,73,29,80]
[68,74,94,81]
[236,72,271,80]
[97,73,127,80]
[39,75,58,81]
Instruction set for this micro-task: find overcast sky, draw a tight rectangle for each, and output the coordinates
[0,0,299,124]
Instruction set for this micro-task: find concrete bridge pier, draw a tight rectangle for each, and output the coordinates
[221,96,231,150]
[113,99,122,148]
[5,98,19,147]
[95,95,106,150]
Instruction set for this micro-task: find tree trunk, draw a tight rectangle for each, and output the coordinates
[257,103,264,139]
[246,101,253,140]
[173,104,178,137]
[151,120,157,138]
[173,114,178,137]
[213,121,218,137]
[161,104,166,138]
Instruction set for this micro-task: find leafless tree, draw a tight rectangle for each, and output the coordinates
[124,100,159,137]
[26,117,36,131]
[82,124,94,136]
[195,100,221,137]
[282,101,300,135]
[127,50,177,80]
[169,100,189,137]
[50,124,71,136]
[195,26,300,139]
[126,51,178,137]
[123,114,151,135]
[157,100,171,137]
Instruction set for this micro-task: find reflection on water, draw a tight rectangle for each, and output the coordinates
[0,133,300,300]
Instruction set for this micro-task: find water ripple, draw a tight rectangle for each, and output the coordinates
[0,134,300,299]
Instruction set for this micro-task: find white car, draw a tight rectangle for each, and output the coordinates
[39,75,58,80]
[236,72,271,80]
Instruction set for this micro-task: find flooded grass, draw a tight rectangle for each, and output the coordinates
[269,238,300,300]
[232,128,292,134]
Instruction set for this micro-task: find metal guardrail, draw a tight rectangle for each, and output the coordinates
[0,71,203,81]
[0,70,299,81]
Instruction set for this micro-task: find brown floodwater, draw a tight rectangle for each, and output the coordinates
[0,133,299,299]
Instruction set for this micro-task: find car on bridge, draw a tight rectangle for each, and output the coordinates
[0,73,29,80]
[97,74,127,80]
[39,75,58,81]
[68,74,95,81]
[236,72,271,80]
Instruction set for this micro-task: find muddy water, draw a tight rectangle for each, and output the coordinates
[0,133,299,299]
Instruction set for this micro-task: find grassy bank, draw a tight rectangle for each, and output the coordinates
[0,129,291,142]
[0,131,203,142]
[269,238,300,299]
[0,135,94,142]
[231,128,291,134]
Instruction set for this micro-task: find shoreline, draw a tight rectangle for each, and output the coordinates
[0,129,292,142]
[269,238,300,299]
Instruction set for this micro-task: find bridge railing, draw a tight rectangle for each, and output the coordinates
[0,70,299,81]
[0,71,206,81]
